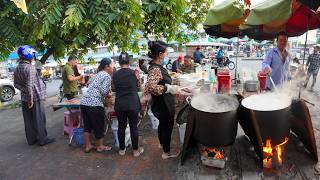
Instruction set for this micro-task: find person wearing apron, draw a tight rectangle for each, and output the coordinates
[145,41,181,159]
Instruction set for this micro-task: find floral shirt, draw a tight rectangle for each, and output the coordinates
[144,67,166,96]
[80,71,111,107]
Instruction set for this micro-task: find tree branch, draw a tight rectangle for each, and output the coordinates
[40,47,54,63]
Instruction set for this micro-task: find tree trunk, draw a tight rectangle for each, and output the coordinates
[40,48,54,64]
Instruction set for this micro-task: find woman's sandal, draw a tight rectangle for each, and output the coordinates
[96,146,112,153]
[84,146,94,153]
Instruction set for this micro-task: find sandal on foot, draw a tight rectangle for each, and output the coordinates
[84,146,94,153]
[96,146,112,153]
[133,147,144,157]
[162,152,180,160]
[119,148,126,156]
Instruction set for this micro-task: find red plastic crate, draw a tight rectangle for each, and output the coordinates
[217,71,231,94]
[258,71,267,91]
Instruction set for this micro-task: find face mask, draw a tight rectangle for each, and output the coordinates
[161,58,169,66]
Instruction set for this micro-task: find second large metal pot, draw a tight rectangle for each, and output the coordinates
[240,94,291,145]
[186,94,240,147]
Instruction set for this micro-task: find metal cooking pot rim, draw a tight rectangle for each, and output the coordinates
[187,94,239,113]
[241,94,291,111]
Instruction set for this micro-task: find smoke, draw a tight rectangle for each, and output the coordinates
[278,75,318,107]
[243,74,320,111]
[190,93,239,113]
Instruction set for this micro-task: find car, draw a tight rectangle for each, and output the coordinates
[226,50,236,58]
[139,50,148,56]
[0,78,18,102]
[167,47,174,53]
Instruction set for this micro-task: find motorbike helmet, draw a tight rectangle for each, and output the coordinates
[17,45,37,60]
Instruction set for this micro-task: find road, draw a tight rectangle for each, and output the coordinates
[12,79,62,102]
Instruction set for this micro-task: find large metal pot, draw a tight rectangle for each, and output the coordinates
[240,94,291,145]
[186,94,240,147]
[244,80,259,92]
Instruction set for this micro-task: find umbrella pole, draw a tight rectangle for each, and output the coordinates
[302,31,308,65]
[302,14,310,65]
[233,34,240,85]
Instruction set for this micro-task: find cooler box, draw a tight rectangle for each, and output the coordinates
[64,110,80,136]
[217,70,231,94]
[258,71,267,91]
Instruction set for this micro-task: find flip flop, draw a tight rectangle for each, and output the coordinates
[96,146,112,153]
[84,146,94,153]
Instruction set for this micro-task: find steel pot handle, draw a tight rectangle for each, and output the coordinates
[186,96,191,104]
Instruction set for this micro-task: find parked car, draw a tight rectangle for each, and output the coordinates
[0,78,18,102]
[167,47,174,53]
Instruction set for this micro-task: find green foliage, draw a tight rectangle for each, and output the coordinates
[0,0,211,62]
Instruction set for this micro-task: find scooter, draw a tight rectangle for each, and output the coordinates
[213,57,235,70]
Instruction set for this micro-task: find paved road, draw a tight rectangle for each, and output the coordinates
[11,79,62,102]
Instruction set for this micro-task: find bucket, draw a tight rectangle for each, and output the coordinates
[73,128,84,146]
[178,123,186,145]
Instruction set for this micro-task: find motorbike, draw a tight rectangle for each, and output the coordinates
[212,57,235,70]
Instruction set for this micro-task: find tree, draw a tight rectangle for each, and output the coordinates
[0,0,211,62]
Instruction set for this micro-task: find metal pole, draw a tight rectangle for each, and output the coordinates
[303,31,308,65]
[234,33,240,84]
[302,14,310,65]
[235,36,239,84]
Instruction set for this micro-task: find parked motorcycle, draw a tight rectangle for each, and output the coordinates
[212,57,235,70]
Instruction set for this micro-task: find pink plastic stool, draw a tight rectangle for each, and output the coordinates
[63,110,80,136]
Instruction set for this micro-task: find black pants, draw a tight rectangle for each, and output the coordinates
[80,105,105,139]
[152,104,174,153]
[65,92,76,100]
[21,100,48,145]
[116,110,139,150]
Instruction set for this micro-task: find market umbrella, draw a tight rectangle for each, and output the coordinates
[216,37,229,42]
[204,0,250,38]
[241,0,320,40]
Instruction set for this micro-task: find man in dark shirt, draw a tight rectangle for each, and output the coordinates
[193,46,205,64]
[304,45,320,91]
[172,55,183,73]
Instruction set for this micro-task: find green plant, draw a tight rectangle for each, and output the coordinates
[0,0,211,62]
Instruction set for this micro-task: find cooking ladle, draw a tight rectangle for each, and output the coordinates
[267,73,278,91]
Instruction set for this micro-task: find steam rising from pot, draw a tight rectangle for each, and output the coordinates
[191,94,239,113]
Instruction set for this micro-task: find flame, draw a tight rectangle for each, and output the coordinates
[207,148,225,159]
[263,138,288,168]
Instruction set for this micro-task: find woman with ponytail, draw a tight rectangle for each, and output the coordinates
[145,41,181,159]
[80,58,114,153]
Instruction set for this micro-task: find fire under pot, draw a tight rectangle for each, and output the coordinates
[239,95,318,169]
